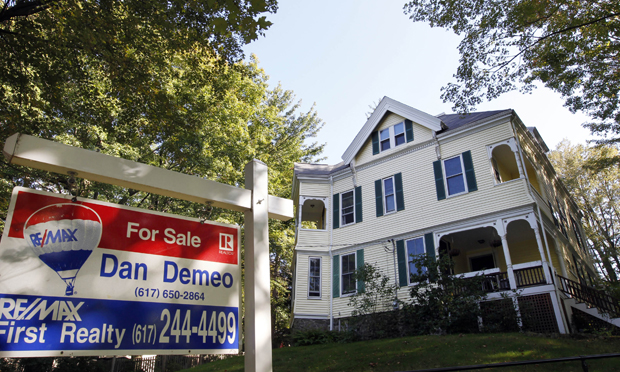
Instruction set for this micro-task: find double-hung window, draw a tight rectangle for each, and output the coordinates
[375,173,404,217]
[432,151,478,200]
[341,253,356,295]
[406,237,426,283]
[341,191,355,226]
[380,128,391,151]
[372,120,414,155]
[333,187,362,229]
[383,177,396,214]
[444,156,466,196]
[308,257,321,298]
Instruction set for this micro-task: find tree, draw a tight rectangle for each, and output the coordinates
[347,263,400,340]
[403,0,620,145]
[403,254,487,335]
[1,0,277,169]
[549,140,620,285]
[1,52,323,341]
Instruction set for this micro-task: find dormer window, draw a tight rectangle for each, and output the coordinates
[371,120,414,155]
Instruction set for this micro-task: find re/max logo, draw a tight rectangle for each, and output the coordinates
[0,297,83,321]
[29,229,78,247]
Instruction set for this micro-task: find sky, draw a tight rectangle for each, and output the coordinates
[243,0,594,164]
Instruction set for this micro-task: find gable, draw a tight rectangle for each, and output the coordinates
[354,112,436,166]
[342,96,444,165]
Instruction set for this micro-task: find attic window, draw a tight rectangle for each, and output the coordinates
[372,120,414,155]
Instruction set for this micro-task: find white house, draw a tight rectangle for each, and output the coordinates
[290,97,616,334]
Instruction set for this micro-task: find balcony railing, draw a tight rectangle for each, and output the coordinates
[514,265,546,288]
[457,264,548,293]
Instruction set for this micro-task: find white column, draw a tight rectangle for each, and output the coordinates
[500,233,517,290]
[244,160,272,372]
[530,222,553,285]
[512,148,526,179]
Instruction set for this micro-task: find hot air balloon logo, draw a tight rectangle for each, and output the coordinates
[23,203,102,296]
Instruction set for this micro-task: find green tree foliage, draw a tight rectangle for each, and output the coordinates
[402,255,487,335]
[549,140,620,286]
[347,263,400,340]
[0,0,324,342]
[403,0,620,144]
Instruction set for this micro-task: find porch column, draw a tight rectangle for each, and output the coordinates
[500,233,517,290]
[512,147,525,178]
[530,220,553,284]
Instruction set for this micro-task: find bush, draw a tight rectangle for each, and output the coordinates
[402,255,488,335]
[292,329,356,346]
[347,263,401,340]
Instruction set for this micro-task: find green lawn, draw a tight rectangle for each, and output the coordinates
[183,333,620,372]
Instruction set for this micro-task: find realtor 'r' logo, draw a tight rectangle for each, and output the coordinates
[219,233,234,251]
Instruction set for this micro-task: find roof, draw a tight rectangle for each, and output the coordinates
[294,162,348,177]
[295,100,523,177]
[341,97,444,165]
[437,110,513,132]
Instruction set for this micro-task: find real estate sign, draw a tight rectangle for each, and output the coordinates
[0,187,240,357]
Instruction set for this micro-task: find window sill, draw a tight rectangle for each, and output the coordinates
[492,177,523,186]
[307,296,322,300]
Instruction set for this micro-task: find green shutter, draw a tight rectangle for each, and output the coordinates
[356,249,365,293]
[396,240,408,287]
[355,186,363,223]
[433,160,446,200]
[333,255,340,298]
[424,233,436,262]
[395,172,405,211]
[332,193,340,229]
[424,233,436,281]
[371,131,380,155]
[374,179,384,217]
[405,119,414,143]
[462,150,478,192]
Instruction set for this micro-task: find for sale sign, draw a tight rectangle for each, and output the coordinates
[0,187,240,357]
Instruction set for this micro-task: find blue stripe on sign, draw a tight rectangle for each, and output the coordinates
[0,293,238,353]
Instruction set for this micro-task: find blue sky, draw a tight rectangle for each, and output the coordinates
[243,0,593,163]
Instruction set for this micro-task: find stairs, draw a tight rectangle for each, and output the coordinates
[556,274,620,330]
[563,296,620,328]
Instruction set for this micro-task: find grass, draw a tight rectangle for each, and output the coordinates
[182,333,620,372]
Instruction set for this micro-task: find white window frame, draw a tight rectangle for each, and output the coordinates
[442,154,468,197]
[378,122,407,153]
[340,190,356,227]
[382,176,396,215]
[341,252,357,296]
[406,237,426,285]
[308,257,322,299]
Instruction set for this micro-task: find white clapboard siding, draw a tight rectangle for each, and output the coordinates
[296,230,329,251]
[293,253,330,316]
[332,242,402,318]
[300,182,331,197]
[332,122,532,246]
[355,113,435,167]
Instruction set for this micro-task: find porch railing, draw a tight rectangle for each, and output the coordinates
[556,274,620,318]
[481,272,509,292]
[514,265,546,288]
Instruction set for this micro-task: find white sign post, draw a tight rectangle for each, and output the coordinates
[2,133,292,372]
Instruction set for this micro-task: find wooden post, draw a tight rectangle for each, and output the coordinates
[244,160,273,372]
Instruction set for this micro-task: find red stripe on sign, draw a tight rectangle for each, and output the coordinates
[8,190,238,265]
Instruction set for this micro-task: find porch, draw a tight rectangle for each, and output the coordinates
[438,216,560,293]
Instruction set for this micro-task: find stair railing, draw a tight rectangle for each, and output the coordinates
[556,274,620,318]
